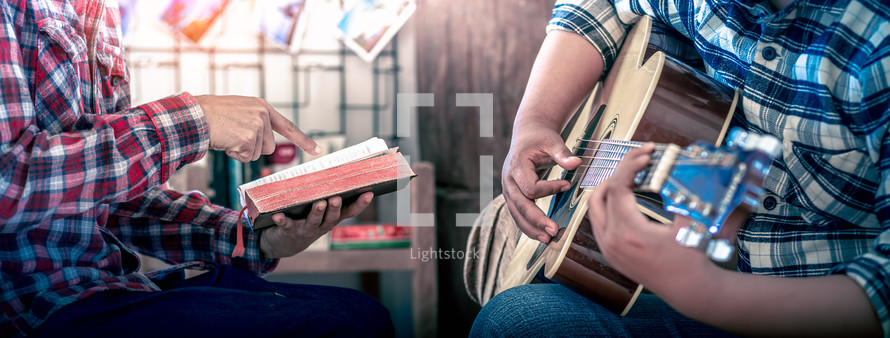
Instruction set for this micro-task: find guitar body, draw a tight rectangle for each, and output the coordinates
[500,16,739,315]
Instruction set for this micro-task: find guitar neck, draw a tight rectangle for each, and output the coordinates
[574,139,682,192]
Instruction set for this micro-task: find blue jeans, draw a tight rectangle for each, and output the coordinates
[470,283,735,337]
[38,265,394,337]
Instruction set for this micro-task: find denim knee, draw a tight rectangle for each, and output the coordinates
[469,283,619,337]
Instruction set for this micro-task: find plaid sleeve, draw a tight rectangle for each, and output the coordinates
[546,0,631,75]
[140,93,209,183]
[0,1,208,228]
[828,41,890,335]
[0,88,207,228]
[545,0,696,77]
[107,186,279,275]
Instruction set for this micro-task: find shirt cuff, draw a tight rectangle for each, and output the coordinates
[139,92,209,183]
[215,210,280,275]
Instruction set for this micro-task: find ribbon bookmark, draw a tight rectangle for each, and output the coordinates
[232,206,249,257]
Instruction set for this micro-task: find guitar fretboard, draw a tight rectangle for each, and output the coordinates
[576,139,676,189]
[578,140,639,188]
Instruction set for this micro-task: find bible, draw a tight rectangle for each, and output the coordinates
[237,137,415,230]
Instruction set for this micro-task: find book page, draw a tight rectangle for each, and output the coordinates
[237,137,389,207]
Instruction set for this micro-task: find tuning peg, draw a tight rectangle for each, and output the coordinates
[748,134,782,159]
[675,225,706,249]
[676,226,735,262]
[726,128,783,158]
[672,193,688,206]
[700,204,713,218]
[706,239,734,262]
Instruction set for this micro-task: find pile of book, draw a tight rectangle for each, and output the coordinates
[330,224,412,250]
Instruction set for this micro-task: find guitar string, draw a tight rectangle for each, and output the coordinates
[569,140,682,186]
[575,139,683,159]
[571,157,716,170]
[576,145,673,153]
[576,139,646,145]
[575,139,676,150]
[574,139,704,164]
[574,140,641,187]
[567,139,713,188]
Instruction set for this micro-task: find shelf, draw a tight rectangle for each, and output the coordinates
[274,248,416,273]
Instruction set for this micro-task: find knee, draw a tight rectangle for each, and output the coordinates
[470,284,545,337]
[313,286,395,337]
[470,283,618,337]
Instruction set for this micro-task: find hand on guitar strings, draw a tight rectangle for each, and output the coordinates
[501,125,581,243]
[586,143,714,294]
[258,192,374,259]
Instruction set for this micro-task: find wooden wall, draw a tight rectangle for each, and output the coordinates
[414,0,557,335]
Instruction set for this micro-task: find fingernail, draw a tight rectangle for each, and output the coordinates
[330,199,341,208]
[547,226,557,236]
[313,146,322,155]
[537,235,550,243]
[273,214,284,224]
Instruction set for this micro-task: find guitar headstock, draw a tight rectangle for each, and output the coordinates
[633,128,781,261]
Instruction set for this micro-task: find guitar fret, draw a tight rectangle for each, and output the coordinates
[579,141,634,188]
[576,140,675,188]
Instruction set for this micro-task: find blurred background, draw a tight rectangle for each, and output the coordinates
[125,0,556,336]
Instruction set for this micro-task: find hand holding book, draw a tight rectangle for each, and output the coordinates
[232,137,415,257]
[258,192,374,259]
[239,137,415,230]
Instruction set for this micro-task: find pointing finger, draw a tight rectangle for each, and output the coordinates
[260,99,275,156]
[264,100,321,156]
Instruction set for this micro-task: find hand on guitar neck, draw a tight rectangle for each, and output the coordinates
[586,144,714,292]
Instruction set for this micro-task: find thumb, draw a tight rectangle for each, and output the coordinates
[272,213,291,230]
[265,102,321,156]
[545,140,581,170]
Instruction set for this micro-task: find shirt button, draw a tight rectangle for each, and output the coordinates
[761,46,777,61]
[763,196,777,210]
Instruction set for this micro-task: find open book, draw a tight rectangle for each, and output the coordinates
[237,137,415,230]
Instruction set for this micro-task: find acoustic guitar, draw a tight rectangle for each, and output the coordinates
[498,16,782,315]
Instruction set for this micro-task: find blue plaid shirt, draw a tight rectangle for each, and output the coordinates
[549,0,890,334]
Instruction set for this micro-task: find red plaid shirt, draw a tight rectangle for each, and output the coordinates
[0,1,275,335]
